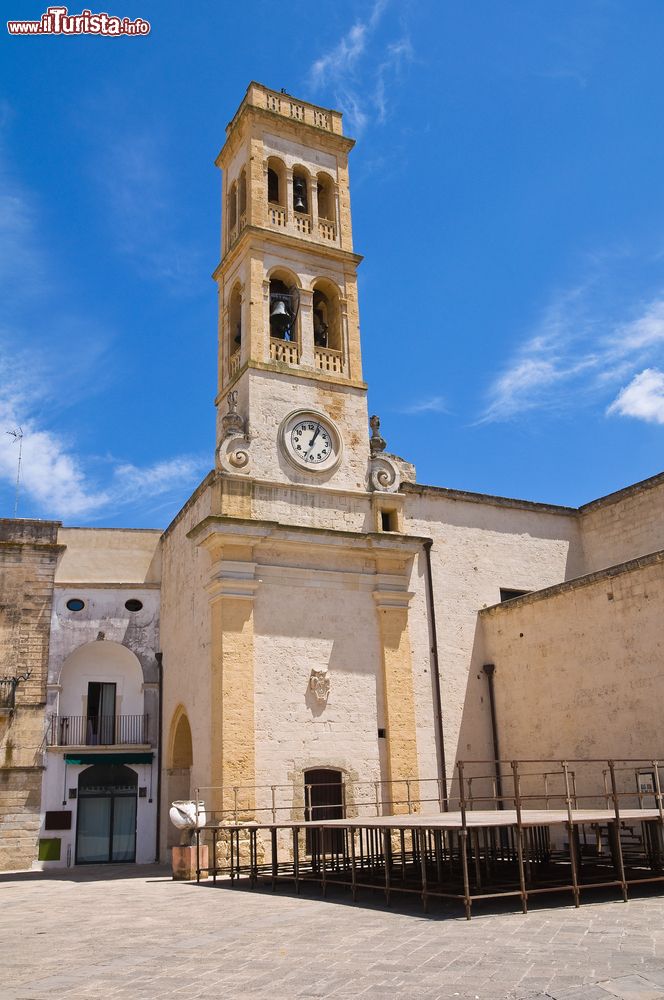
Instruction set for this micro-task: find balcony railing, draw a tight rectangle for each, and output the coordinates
[315,347,344,374]
[294,212,312,235]
[268,204,287,228]
[229,349,241,378]
[0,679,17,713]
[318,219,336,241]
[270,338,299,365]
[48,714,149,747]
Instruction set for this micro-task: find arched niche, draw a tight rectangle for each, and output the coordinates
[268,266,301,344]
[228,282,242,357]
[166,706,193,848]
[292,164,311,215]
[312,277,343,352]
[316,172,335,222]
[57,640,145,722]
[267,156,286,207]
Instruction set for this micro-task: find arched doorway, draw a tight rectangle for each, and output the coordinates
[166,709,193,848]
[75,764,138,864]
[304,768,344,855]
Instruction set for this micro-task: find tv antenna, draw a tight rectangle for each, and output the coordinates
[6,427,23,518]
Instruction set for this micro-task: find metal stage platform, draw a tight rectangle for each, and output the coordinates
[192,759,664,919]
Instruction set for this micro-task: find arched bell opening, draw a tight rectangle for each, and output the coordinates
[227,180,238,238]
[312,280,342,353]
[316,172,335,223]
[269,275,300,343]
[267,157,286,207]
[292,166,310,216]
[228,282,242,359]
[238,168,247,219]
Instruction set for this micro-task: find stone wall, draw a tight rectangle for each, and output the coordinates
[579,472,664,574]
[0,519,61,870]
[479,551,664,773]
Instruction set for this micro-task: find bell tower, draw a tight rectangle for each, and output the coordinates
[213,82,370,491]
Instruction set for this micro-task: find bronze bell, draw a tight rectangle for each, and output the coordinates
[293,178,306,213]
[270,298,290,337]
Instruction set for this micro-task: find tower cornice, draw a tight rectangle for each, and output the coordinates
[212,226,364,281]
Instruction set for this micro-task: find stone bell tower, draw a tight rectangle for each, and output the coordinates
[213,82,372,492]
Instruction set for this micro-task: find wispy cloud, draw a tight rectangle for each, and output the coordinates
[0,344,207,520]
[90,128,203,295]
[607,368,664,426]
[308,1,412,134]
[400,395,448,415]
[480,284,664,424]
[0,112,206,522]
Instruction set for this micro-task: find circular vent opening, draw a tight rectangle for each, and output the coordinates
[125,599,143,613]
[66,598,85,612]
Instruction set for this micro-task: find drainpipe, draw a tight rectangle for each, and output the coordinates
[423,540,448,811]
[155,652,163,862]
[482,663,504,809]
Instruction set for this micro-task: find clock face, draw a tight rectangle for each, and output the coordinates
[280,409,342,474]
[291,420,332,465]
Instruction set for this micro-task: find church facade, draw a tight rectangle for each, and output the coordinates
[1,82,662,870]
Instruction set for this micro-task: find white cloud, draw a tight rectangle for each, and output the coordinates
[0,116,206,522]
[481,287,664,423]
[401,395,447,415]
[307,1,412,134]
[607,368,664,425]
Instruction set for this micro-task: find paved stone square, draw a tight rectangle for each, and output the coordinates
[1,867,664,1000]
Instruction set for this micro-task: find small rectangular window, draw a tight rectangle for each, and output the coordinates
[500,588,530,602]
[380,510,398,532]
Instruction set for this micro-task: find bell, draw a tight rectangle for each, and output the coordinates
[270,298,290,337]
[293,178,306,213]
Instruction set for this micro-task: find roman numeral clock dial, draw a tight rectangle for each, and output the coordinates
[280,409,342,474]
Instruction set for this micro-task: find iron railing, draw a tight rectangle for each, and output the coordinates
[47,713,148,747]
[0,679,17,711]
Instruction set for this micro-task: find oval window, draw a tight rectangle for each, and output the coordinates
[66,598,85,612]
[125,599,143,613]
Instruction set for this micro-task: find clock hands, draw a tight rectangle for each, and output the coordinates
[308,424,321,449]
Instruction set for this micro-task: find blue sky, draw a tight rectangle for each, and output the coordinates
[1,0,664,527]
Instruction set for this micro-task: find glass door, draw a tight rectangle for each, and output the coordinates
[86,682,116,745]
[76,764,137,864]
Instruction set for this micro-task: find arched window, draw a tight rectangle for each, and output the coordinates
[292,167,309,215]
[316,172,335,222]
[312,279,342,352]
[269,276,299,342]
[227,180,238,238]
[267,157,286,206]
[238,168,247,218]
[229,283,242,354]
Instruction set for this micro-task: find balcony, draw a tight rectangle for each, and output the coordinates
[48,714,149,748]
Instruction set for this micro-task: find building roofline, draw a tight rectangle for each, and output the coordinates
[401,482,577,516]
[579,469,664,513]
[480,547,664,616]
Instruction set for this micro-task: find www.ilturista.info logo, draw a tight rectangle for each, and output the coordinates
[7,6,150,35]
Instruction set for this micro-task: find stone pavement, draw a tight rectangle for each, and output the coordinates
[1,866,664,1000]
